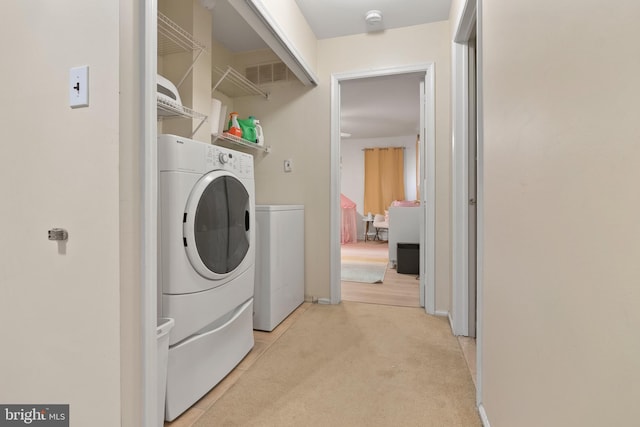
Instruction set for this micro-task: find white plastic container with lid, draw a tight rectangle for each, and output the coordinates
[254,119,264,146]
[209,98,227,136]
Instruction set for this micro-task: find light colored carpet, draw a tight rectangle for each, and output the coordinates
[341,261,387,283]
[194,302,481,427]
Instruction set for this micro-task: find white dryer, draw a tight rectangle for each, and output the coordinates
[158,134,255,421]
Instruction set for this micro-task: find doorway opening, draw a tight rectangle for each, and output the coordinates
[338,74,422,308]
[330,64,436,315]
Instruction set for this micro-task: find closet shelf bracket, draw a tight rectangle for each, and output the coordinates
[157,96,208,138]
[158,11,207,89]
[211,66,270,99]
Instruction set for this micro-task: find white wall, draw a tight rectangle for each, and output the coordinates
[252,0,318,78]
[482,1,640,425]
[341,135,417,239]
[449,0,467,28]
[1,1,123,425]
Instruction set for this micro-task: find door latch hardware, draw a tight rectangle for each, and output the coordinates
[469,198,477,206]
[48,228,68,241]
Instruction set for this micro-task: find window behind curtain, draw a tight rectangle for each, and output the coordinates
[363,147,405,215]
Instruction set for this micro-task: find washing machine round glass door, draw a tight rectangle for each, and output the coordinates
[183,170,252,281]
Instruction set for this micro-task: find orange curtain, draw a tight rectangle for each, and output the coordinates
[364,147,405,215]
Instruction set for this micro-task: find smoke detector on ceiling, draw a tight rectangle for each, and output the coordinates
[365,10,383,26]
[199,0,216,10]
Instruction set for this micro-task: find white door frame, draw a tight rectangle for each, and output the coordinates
[452,0,476,337]
[142,0,158,426]
[330,63,436,315]
[451,0,487,415]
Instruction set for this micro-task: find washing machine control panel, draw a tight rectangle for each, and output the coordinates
[206,145,253,178]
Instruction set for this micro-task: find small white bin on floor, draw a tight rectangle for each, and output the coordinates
[157,317,175,425]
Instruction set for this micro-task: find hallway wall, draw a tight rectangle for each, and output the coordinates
[0,1,124,425]
[481,0,640,425]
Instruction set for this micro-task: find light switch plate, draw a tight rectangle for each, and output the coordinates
[69,66,89,108]
[284,159,293,172]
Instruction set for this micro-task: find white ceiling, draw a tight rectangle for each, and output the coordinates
[209,0,451,140]
[294,0,451,39]
[341,73,423,140]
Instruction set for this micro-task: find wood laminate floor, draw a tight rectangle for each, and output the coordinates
[341,240,420,308]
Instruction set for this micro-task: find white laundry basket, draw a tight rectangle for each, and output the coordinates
[157,317,175,425]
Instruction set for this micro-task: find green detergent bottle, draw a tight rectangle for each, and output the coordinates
[237,116,257,143]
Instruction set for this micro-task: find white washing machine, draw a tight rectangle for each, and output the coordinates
[158,134,255,421]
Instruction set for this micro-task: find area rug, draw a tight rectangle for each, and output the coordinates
[340,261,387,283]
[194,302,481,427]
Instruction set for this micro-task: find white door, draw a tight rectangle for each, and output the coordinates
[0,2,123,425]
[468,33,478,338]
[419,79,426,307]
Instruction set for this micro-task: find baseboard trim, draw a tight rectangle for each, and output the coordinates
[435,310,449,317]
[478,404,491,427]
[447,311,454,333]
